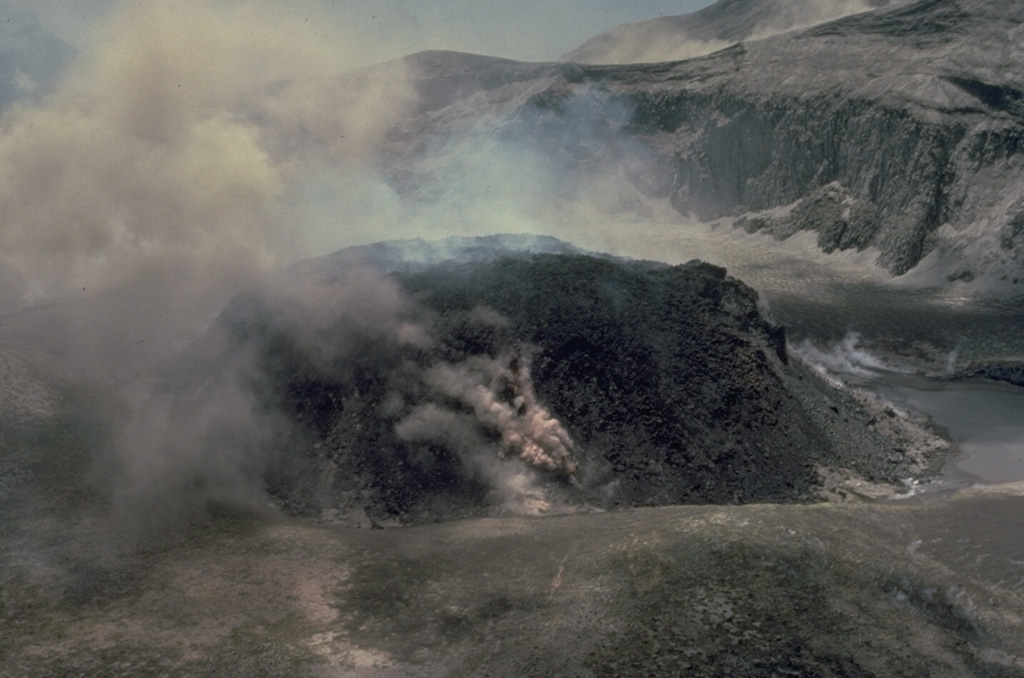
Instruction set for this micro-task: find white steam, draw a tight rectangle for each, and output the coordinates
[396,351,579,514]
[107,357,279,531]
[572,34,734,65]
[0,0,654,532]
[743,0,885,42]
[791,332,906,382]
[422,355,578,476]
[0,1,422,529]
[0,0,416,325]
[106,266,433,531]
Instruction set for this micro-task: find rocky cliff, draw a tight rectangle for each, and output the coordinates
[375,0,1024,284]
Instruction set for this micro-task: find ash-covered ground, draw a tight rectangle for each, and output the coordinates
[2,237,1019,678]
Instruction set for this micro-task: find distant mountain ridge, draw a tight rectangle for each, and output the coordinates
[562,0,899,64]
[373,0,1024,285]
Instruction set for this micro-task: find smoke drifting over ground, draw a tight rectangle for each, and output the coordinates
[0,0,669,543]
[790,333,899,381]
[0,0,932,541]
[416,355,577,475]
[0,0,424,538]
[396,351,579,514]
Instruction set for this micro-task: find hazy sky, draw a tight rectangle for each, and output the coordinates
[11,0,716,63]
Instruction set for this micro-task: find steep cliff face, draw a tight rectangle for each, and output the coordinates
[378,0,1024,283]
[639,85,970,275]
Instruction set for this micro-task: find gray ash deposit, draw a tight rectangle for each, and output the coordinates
[191,238,943,526]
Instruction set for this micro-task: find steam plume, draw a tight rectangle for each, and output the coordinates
[0,0,425,538]
[396,349,579,515]
[0,0,630,535]
[0,0,416,323]
[421,354,578,477]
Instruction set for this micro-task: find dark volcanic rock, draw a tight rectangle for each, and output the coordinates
[396,255,805,509]
[200,240,937,525]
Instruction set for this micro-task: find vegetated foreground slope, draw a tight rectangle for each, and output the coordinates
[201,241,943,526]
[378,0,1024,284]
